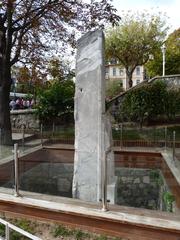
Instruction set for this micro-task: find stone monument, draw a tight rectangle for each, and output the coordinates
[73,30,116,203]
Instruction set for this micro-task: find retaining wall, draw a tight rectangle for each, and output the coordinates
[10,109,39,130]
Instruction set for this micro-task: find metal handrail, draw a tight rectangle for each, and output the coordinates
[102,147,112,212]
[13,143,19,197]
[0,217,41,240]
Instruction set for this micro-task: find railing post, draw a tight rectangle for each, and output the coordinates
[102,149,108,212]
[173,131,176,162]
[5,223,10,240]
[0,128,1,145]
[153,126,156,147]
[40,123,43,147]
[52,121,55,138]
[101,147,111,212]
[164,126,167,151]
[14,143,19,197]
[120,123,123,149]
[22,124,25,151]
[0,128,2,158]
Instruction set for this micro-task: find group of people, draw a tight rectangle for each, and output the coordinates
[9,98,35,110]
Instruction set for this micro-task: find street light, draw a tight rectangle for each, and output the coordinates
[161,43,166,77]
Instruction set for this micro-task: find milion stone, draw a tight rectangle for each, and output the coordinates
[73,30,116,203]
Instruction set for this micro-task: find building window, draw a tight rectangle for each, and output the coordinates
[136,79,140,85]
[113,67,116,76]
[110,59,117,64]
[105,67,109,74]
[136,66,140,75]
[119,68,124,76]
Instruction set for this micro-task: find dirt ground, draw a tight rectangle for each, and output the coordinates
[0,213,128,240]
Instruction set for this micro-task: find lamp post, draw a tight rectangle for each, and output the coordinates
[161,43,166,77]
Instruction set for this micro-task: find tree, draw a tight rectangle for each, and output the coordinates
[0,0,120,144]
[146,28,180,77]
[106,80,124,100]
[13,65,45,93]
[106,11,168,88]
[47,58,74,81]
[37,80,75,124]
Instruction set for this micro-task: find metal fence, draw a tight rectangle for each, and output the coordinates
[0,123,179,212]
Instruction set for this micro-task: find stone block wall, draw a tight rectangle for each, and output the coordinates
[115,168,165,210]
[10,109,39,130]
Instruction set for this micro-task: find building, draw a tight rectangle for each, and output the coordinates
[105,63,145,90]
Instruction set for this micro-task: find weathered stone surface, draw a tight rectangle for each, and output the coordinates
[11,109,39,130]
[57,178,71,192]
[73,30,116,203]
[143,176,150,184]
[115,168,168,210]
[15,163,73,197]
[134,178,140,184]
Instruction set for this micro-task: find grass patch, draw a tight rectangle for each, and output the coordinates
[3,218,36,240]
[112,125,180,141]
[52,225,90,239]
[52,224,124,240]
[0,216,128,240]
[0,224,5,238]
[52,225,72,237]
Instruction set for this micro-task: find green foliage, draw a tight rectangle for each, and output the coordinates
[52,225,72,237]
[52,225,90,239]
[120,84,151,127]
[47,58,74,81]
[0,224,5,237]
[120,80,180,126]
[163,191,175,212]
[37,80,75,124]
[106,80,124,100]
[149,170,163,186]
[9,219,36,240]
[106,11,168,87]
[73,229,90,240]
[52,224,123,240]
[94,236,108,240]
[112,128,140,140]
[146,28,180,76]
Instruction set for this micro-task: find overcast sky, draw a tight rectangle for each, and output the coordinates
[112,0,180,33]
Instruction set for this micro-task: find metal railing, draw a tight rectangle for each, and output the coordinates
[0,217,41,240]
[13,143,19,197]
[101,147,111,212]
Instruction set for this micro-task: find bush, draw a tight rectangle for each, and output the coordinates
[119,80,180,126]
[106,80,124,100]
[37,80,75,125]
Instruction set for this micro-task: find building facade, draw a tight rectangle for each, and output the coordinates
[105,64,144,90]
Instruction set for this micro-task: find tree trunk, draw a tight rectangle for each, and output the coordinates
[0,81,12,145]
[126,69,133,88]
[0,30,12,145]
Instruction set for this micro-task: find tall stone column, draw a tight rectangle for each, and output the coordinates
[73,30,116,203]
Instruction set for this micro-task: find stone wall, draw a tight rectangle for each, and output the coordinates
[10,109,39,130]
[115,168,166,210]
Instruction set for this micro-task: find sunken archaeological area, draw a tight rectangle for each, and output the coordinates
[0,30,179,214]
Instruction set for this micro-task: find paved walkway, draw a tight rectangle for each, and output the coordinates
[12,133,34,141]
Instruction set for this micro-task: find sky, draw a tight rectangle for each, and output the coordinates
[112,0,180,33]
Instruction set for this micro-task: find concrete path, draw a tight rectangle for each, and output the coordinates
[12,133,34,141]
